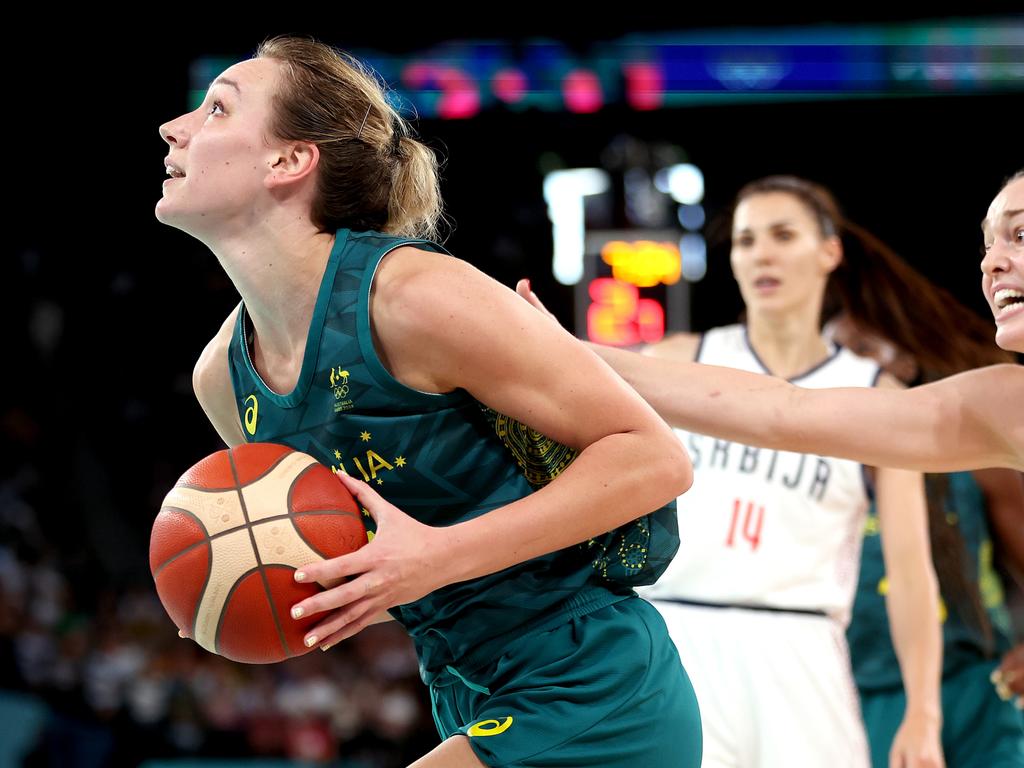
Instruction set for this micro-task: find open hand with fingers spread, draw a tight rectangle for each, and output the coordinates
[289,472,452,651]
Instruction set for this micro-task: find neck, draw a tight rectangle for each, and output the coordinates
[203,214,335,362]
[746,304,831,379]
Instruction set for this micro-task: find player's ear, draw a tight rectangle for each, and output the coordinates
[265,141,319,190]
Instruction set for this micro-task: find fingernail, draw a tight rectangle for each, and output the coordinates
[996,683,1012,701]
[320,644,331,652]
[291,606,304,619]
[525,279,531,291]
[294,571,306,582]
[991,669,1003,684]
[305,635,318,648]
[178,629,187,639]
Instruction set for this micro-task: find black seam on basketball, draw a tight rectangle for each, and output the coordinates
[175,482,239,493]
[155,509,362,577]
[152,506,211,575]
[228,450,292,658]
[252,510,364,563]
[287,464,361,558]
[191,545,213,645]
[229,444,302,487]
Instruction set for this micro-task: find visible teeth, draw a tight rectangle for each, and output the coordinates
[165,165,185,178]
[994,288,1024,309]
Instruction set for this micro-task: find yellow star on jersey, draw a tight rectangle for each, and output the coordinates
[362,508,370,517]
[360,431,372,442]
[376,478,384,485]
[334,449,342,460]
[395,456,406,467]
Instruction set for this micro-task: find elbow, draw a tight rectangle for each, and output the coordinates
[661,431,694,498]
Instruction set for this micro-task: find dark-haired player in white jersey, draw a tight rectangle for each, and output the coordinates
[522,175,981,768]
[636,178,945,768]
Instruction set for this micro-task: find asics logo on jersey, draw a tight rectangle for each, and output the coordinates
[467,716,513,737]
[243,395,259,435]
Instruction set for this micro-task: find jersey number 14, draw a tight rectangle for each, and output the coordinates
[725,498,764,551]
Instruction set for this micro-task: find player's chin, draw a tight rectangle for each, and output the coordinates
[154,198,182,225]
[994,322,1024,354]
[154,203,200,236]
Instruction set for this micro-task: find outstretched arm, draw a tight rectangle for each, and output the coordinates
[516,281,1023,473]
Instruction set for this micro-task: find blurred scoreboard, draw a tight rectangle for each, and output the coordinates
[544,164,707,344]
[578,234,688,346]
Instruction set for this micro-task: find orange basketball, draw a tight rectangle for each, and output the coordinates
[150,443,366,664]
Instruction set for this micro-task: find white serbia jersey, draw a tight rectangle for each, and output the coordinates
[643,325,881,626]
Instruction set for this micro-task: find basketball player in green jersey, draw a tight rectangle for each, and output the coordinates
[821,315,1024,766]
[849,470,1024,767]
[156,37,700,768]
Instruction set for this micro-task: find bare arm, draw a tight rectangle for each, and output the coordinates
[593,346,1023,473]
[372,250,692,582]
[515,280,1022,472]
[874,374,944,766]
[192,306,247,447]
[642,332,701,361]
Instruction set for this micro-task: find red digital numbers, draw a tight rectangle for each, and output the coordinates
[586,278,665,346]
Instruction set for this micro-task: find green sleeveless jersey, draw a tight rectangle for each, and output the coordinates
[226,229,678,679]
[848,472,1013,692]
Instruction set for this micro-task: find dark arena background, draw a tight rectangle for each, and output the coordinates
[6,11,1023,768]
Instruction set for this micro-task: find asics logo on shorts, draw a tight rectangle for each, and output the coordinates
[467,716,513,737]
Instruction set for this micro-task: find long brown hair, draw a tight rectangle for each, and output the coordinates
[734,175,1013,657]
[733,175,1012,376]
[255,36,444,241]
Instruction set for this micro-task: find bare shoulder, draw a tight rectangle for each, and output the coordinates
[643,332,702,361]
[368,246,509,392]
[193,305,245,446]
[935,365,1024,471]
[194,306,240,393]
[373,245,480,307]
[938,364,1024,404]
[962,362,1024,388]
[371,245,520,338]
